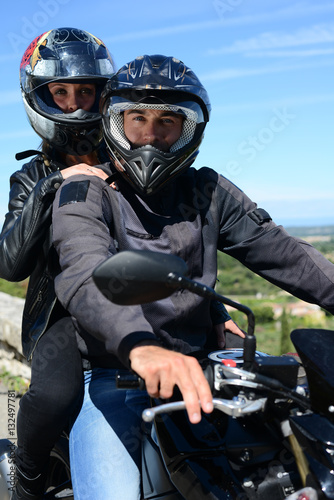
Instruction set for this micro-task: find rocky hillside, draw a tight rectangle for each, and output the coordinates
[0,291,31,382]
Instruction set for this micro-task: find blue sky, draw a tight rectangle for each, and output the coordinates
[1,0,334,227]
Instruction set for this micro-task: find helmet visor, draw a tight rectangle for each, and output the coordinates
[27,42,114,92]
[106,93,205,124]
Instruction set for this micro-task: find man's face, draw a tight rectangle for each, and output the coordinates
[123,108,183,152]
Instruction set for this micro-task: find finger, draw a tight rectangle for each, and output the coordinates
[191,370,213,416]
[180,385,202,424]
[176,358,212,423]
[69,166,108,180]
[144,374,160,398]
[225,320,245,338]
[89,168,108,181]
[158,373,174,399]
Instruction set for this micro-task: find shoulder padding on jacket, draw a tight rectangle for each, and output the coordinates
[58,180,90,208]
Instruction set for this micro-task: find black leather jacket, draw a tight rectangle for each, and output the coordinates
[0,154,65,359]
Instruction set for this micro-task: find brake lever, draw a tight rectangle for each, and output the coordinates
[142,395,267,422]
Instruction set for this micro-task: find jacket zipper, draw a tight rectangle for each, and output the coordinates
[28,290,43,315]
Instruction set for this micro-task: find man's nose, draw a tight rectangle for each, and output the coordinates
[143,121,161,144]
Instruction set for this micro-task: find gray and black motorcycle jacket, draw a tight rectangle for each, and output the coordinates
[52,165,334,370]
[0,155,230,361]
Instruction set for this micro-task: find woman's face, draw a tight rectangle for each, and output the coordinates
[48,82,96,113]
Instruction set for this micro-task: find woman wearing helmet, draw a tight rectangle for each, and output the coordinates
[19,26,115,160]
[0,27,116,499]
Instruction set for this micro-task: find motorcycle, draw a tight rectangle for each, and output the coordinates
[93,249,334,500]
[1,249,333,499]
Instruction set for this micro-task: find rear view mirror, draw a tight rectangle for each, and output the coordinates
[93,250,188,305]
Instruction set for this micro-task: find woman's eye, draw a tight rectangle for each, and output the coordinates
[54,88,68,96]
[81,88,94,95]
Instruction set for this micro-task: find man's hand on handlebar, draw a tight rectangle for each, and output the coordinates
[129,345,213,424]
[215,320,245,349]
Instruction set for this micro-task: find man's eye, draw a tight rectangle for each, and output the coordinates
[162,118,177,125]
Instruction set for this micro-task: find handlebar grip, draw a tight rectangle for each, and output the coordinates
[117,364,215,392]
[243,335,256,371]
[116,371,146,390]
[203,364,214,390]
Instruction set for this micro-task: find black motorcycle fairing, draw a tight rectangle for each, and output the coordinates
[170,456,242,500]
[141,433,183,499]
[153,405,300,499]
[154,405,283,464]
[291,329,334,421]
[289,413,334,499]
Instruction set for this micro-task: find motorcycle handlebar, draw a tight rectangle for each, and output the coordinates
[116,371,146,390]
[116,365,215,391]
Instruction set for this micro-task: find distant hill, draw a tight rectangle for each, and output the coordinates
[217,224,334,297]
[285,225,334,238]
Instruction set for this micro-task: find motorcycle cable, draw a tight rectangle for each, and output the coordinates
[220,365,310,410]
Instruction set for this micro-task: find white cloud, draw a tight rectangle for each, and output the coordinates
[213,93,334,113]
[200,58,334,82]
[246,48,334,58]
[1,3,334,61]
[207,23,334,56]
[102,4,334,43]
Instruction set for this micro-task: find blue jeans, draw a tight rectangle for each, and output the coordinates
[69,368,150,500]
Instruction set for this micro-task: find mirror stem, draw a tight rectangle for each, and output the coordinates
[167,273,255,336]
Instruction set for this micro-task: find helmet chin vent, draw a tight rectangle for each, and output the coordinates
[151,160,161,173]
[133,159,161,174]
[134,160,142,171]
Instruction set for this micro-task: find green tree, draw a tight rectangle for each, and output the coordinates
[280,308,293,354]
[0,278,27,298]
[251,305,274,324]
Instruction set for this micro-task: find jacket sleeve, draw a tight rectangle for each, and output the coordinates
[215,175,334,315]
[0,158,63,281]
[52,176,159,367]
[210,301,231,324]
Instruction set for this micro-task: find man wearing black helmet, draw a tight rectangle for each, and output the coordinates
[0,27,116,500]
[52,54,334,499]
[3,38,238,500]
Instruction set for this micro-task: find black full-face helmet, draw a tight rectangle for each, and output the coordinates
[100,54,211,196]
[20,27,116,156]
